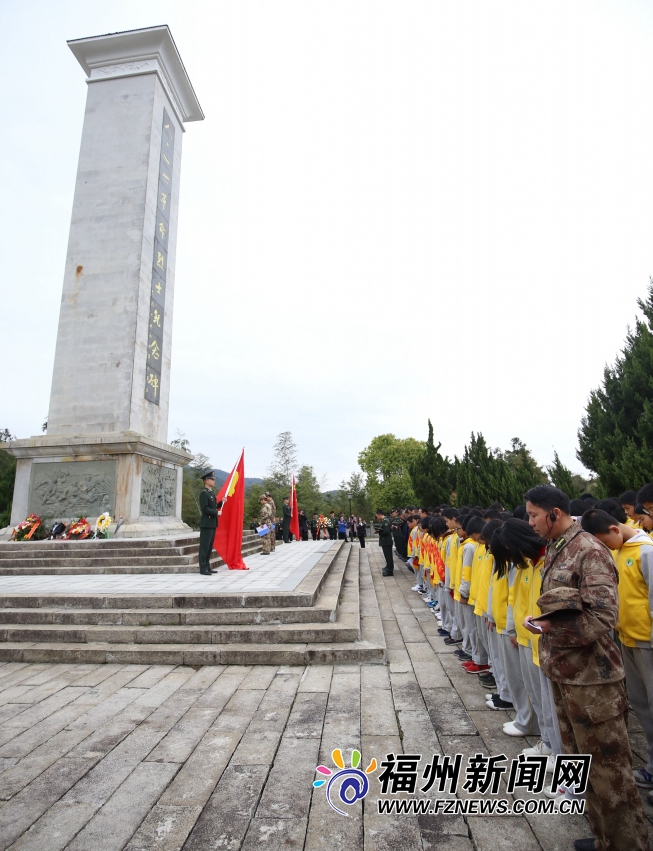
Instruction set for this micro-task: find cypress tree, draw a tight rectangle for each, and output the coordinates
[547,451,579,499]
[577,281,653,495]
[408,420,453,506]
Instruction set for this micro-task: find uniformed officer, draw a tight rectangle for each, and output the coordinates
[282,496,292,543]
[375,509,394,576]
[198,471,222,575]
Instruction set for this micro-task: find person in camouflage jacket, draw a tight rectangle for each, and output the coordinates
[523,485,648,851]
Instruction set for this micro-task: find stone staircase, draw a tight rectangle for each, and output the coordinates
[0,542,386,665]
[0,531,263,575]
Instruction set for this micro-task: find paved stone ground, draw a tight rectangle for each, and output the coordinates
[0,545,651,851]
[0,541,333,594]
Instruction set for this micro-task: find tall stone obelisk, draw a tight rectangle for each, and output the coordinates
[6,26,203,536]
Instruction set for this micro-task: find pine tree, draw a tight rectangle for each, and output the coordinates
[456,433,508,507]
[577,280,653,495]
[547,451,579,499]
[408,420,454,506]
[501,438,547,507]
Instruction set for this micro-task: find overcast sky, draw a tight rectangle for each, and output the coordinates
[2,1,653,485]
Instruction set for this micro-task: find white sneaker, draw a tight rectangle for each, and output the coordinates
[546,755,555,773]
[503,722,528,737]
[542,785,566,800]
[522,741,552,757]
[411,584,421,591]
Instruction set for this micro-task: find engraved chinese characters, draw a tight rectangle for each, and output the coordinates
[140,462,176,516]
[145,110,175,405]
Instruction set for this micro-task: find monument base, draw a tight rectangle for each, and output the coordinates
[3,432,192,539]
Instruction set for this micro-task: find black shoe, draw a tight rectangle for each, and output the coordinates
[382,570,394,576]
[573,840,596,851]
[478,674,497,687]
[210,569,218,574]
[437,628,450,637]
[200,570,211,575]
[443,636,462,645]
[487,696,514,710]
[454,650,472,660]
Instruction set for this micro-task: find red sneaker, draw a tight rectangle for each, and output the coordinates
[461,661,477,670]
[465,663,491,674]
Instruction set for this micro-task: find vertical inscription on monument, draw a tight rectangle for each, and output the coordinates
[145,109,175,405]
[140,462,177,516]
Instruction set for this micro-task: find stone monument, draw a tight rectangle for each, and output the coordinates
[5,26,203,537]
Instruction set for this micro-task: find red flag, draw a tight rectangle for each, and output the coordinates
[289,474,300,541]
[213,449,248,570]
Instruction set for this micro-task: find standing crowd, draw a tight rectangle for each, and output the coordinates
[372,484,653,851]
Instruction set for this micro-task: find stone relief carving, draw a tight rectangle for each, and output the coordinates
[94,61,152,76]
[29,461,116,518]
[140,462,176,517]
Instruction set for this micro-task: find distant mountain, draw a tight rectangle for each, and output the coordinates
[182,466,263,489]
[213,469,264,489]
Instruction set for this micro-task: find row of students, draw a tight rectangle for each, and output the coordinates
[406,498,653,806]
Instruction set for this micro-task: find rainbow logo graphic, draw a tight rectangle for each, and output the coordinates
[313,749,377,816]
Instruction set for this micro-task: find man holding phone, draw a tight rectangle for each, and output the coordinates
[522,485,647,851]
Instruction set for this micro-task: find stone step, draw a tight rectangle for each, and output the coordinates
[0,541,344,611]
[0,546,386,665]
[0,532,258,552]
[0,542,386,665]
[0,541,263,574]
[0,543,352,644]
[0,619,359,644]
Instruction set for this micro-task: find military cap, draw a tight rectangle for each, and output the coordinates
[200,470,216,481]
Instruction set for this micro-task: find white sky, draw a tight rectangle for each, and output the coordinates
[2,1,653,485]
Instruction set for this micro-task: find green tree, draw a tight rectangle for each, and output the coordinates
[296,465,323,516]
[268,431,298,487]
[547,451,579,499]
[408,420,454,507]
[358,434,425,509]
[577,280,653,495]
[0,429,16,528]
[500,438,548,506]
[338,471,373,519]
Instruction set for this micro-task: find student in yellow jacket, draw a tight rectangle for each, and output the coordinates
[443,512,463,645]
[490,523,540,736]
[458,516,490,673]
[582,509,653,788]
[501,519,561,764]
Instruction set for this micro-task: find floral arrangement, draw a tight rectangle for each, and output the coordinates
[65,518,92,540]
[11,514,42,541]
[94,512,112,539]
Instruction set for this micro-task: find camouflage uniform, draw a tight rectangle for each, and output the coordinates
[259,501,273,555]
[537,520,648,851]
[268,497,277,551]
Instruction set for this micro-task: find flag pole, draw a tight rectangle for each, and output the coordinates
[222,447,244,505]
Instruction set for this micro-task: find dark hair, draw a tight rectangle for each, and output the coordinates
[637,484,653,505]
[595,498,627,524]
[460,513,473,531]
[583,497,597,508]
[620,490,638,506]
[375,509,386,515]
[489,529,512,578]
[481,519,503,545]
[569,498,588,517]
[483,509,502,520]
[420,517,430,530]
[429,516,447,537]
[442,508,459,519]
[635,503,651,516]
[499,511,513,520]
[488,501,504,511]
[513,505,526,520]
[581,508,619,536]
[523,485,570,515]
[579,492,594,501]
[499,519,546,570]
[459,506,471,516]
[465,516,486,537]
